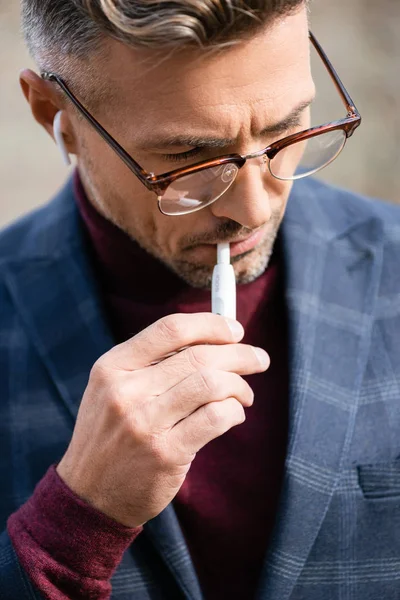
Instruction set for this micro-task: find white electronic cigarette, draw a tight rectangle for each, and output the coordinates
[212,243,236,319]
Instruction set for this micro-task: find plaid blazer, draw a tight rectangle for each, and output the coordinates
[0,175,400,600]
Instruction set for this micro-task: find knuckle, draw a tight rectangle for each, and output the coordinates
[126,401,163,447]
[148,435,173,468]
[106,377,143,424]
[157,314,183,340]
[203,402,226,430]
[107,381,129,415]
[197,368,221,398]
[186,345,208,369]
[90,357,109,385]
[127,408,149,441]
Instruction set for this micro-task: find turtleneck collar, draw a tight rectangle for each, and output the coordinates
[73,168,282,341]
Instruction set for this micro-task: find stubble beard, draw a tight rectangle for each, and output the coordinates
[170,220,281,289]
[80,166,282,291]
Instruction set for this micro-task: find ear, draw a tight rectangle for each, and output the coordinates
[19,68,77,155]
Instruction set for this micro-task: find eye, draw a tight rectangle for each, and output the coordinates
[161,147,203,163]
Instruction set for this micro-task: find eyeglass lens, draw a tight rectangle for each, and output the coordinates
[158,128,346,215]
[159,163,239,216]
[269,128,347,181]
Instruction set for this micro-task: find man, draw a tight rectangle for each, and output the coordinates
[1,0,400,599]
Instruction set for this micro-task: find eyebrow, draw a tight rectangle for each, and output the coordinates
[139,98,314,151]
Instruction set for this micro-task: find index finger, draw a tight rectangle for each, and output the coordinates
[105,313,244,370]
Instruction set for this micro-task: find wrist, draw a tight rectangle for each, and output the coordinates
[8,464,142,581]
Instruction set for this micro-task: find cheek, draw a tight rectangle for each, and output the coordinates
[77,130,156,220]
[265,173,292,215]
[279,181,293,217]
[76,130,195,257]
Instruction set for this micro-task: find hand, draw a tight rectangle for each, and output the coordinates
[57,313,270,527]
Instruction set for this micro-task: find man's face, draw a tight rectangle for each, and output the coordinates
[71,6,314,288]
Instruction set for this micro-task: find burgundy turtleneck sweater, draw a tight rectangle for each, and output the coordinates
[8,170,289,600]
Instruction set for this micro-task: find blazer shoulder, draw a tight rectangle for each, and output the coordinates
[305,177,400,227]
[289,178,400,248]
[0,177,79,264]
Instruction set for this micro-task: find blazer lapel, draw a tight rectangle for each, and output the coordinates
[256,181,384,600]
[143,508,204,600]
[3,177,202,599]
[4,250,114,422]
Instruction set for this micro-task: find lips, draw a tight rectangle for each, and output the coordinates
[227,227,266,257]
[186,226,266,261]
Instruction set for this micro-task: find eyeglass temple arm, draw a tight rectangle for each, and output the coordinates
[41,72,154,188]
[309,32,360,118]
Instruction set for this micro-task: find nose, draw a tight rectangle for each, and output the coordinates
[210,156,272,229]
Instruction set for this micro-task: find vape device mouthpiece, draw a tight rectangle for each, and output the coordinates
[212,243,236,319]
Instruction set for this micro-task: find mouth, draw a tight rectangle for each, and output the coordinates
[226,228,266,257]
[185,226,266,261]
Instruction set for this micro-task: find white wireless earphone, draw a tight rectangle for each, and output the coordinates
[53,111,71,166]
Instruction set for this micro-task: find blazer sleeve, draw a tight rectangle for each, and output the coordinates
[0,529,44,600]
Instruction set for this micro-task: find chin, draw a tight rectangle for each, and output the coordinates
[233,248,272,285]
[171,241,273,290]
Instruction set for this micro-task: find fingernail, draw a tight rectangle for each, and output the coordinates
[224,318,244,340]
[253,347,270,369]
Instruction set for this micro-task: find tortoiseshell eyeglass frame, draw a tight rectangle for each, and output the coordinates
[41,32,361,199]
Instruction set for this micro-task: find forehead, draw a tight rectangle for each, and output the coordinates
[89,8,312,141]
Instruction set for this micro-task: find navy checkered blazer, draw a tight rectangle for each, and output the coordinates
[1,176,400,600]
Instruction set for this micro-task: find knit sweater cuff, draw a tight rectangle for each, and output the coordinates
[7,464,142,597]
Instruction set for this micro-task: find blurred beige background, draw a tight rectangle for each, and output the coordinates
[0,1,399,228]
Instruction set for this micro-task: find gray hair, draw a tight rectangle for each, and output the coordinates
[21,0,306,69]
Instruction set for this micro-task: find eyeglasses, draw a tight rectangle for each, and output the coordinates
[41,32,361,216]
